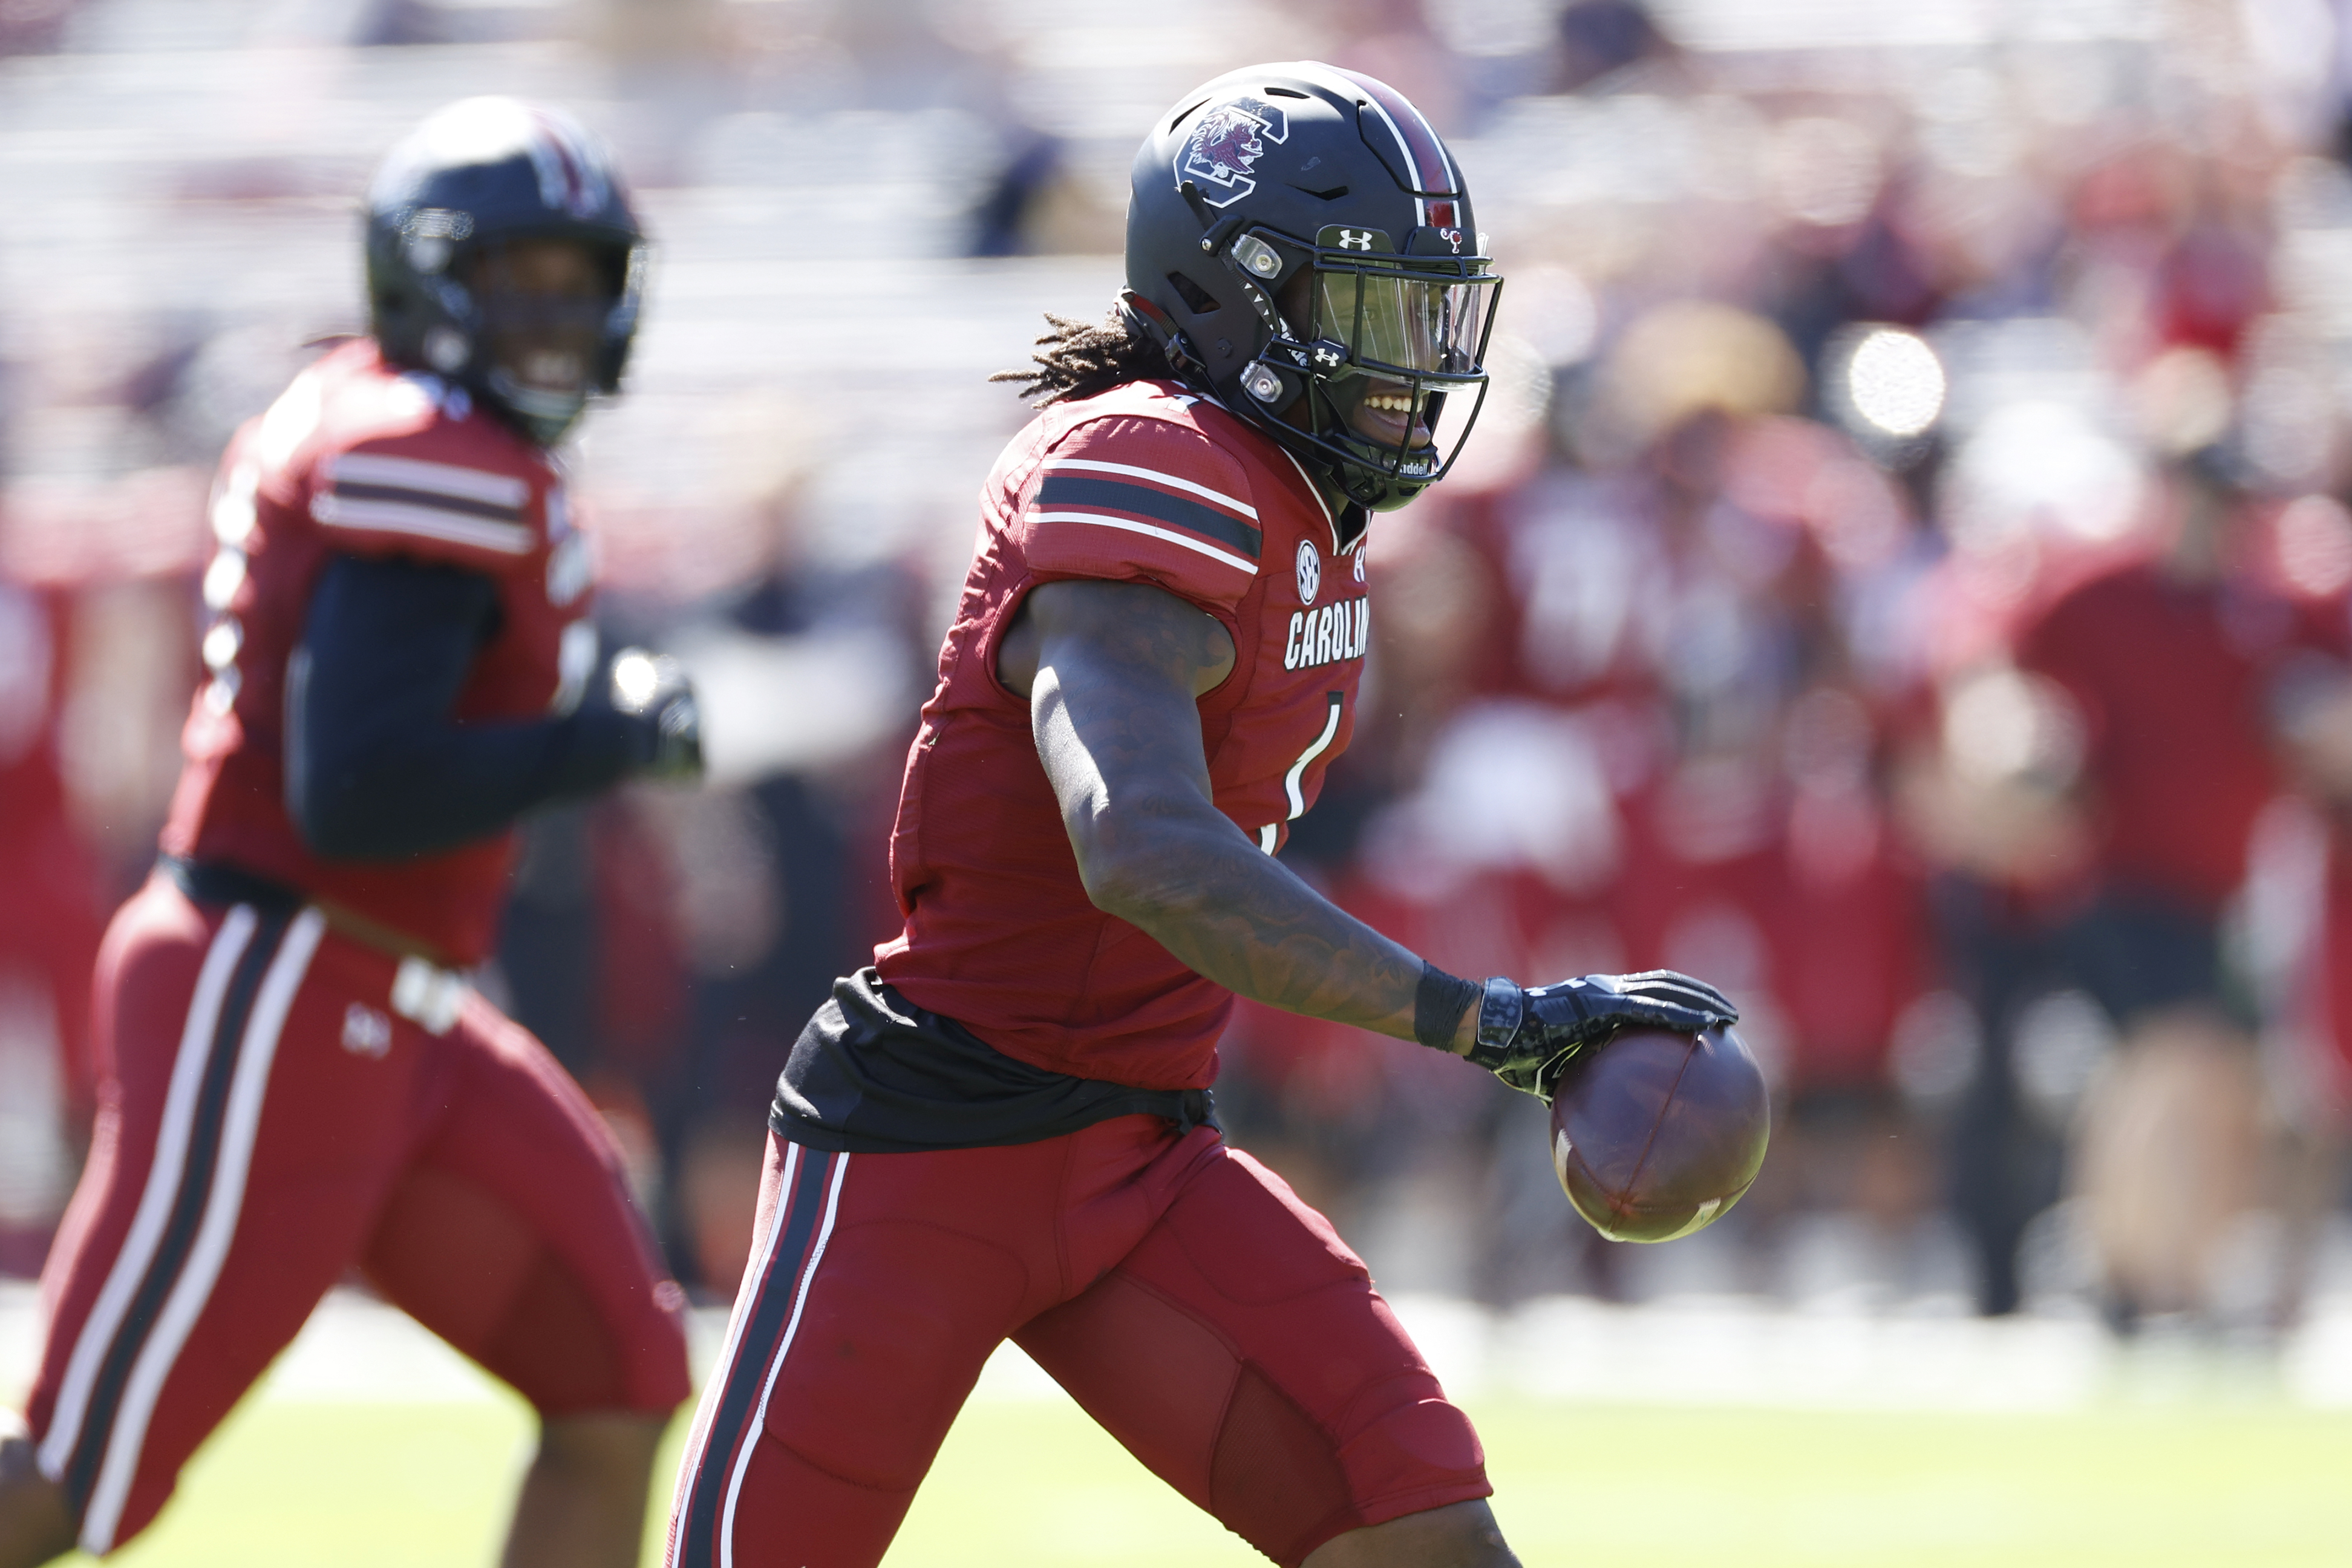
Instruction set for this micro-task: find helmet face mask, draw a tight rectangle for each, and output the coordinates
[1276,228,1499,508]
[470,240,630,442]
[364,98,646,446]
[1123,65,1501,511]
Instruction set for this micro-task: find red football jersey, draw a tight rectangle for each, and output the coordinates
[2016,563,2281,913]
[875,380,1371,1089]
[160,339,598,965]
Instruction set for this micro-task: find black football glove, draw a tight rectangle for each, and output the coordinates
[609,649,704,782]
[1466,971,1739,1102]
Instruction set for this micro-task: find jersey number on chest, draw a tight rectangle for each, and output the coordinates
[1256,690,1345,854]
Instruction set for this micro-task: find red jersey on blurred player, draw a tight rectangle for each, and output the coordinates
[160,335,596,964]
[1,99,698,1568]
[2019,558,2282,938]
[671,65,1734,1568]
[2008,471,2314,1329]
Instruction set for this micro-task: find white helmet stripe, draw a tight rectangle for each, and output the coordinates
[1276,62,1455,227]
[523,105,611,218]
[1340,68,1457,196]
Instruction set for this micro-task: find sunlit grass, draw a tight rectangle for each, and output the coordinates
[67,1386,2352,1567]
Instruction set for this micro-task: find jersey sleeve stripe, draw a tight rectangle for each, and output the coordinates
[311,492,535,555]
[329,480,524,524]
[1039,459,1259,520]
[1030,512,1259,576]
[325,452,531,509]
[1034,475,1263,559]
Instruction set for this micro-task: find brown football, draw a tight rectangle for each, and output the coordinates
[1549,1026,1769,1243]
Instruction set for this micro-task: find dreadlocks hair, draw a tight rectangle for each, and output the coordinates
[991,307,1176,408]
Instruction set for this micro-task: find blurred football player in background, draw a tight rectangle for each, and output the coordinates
[667,64,1737,1568]
[2016,399,2303,1332]
[0,98,701,1567]
[1910,345,2344,1331]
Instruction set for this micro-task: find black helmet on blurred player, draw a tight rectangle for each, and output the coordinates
[1123,64,1500,512]
[364,97,646,445]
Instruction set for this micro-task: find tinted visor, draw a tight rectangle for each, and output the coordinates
[1316,264,1495,380]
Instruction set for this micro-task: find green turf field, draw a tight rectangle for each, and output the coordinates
[77,1386,2352,1567]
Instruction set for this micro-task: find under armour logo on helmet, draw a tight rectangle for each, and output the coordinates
[1335,229,1375,251]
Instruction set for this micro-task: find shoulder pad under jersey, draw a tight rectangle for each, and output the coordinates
[1021,385,1270,611]
[293,344,552,573]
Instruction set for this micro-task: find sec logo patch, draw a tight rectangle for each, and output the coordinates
[1296,540,1322,606]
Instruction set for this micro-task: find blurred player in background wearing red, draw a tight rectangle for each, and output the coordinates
[2015,427,2292,1330]
[0,586,108,1191]
[0,99,702,1567]
[667,64,1739,1568]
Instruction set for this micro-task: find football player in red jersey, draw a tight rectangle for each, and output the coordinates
[667,65,1737,1568]
[0,99,699,1567]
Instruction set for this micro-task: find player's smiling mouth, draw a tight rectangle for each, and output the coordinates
[517,348,587,393]
[1344,381,1433,451]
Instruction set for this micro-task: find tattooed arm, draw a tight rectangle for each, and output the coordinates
[997,577,1478,1052]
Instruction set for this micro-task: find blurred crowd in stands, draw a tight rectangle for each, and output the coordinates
[7,0,2352,1340]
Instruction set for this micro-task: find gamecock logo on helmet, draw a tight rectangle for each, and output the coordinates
[1178,97,1289,208]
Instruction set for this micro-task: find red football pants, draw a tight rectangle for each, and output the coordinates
[666,1119,1489,1568]
[24,877,691,1554]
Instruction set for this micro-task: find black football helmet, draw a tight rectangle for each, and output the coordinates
[364,97,646,445]
[1123,63,1500,511]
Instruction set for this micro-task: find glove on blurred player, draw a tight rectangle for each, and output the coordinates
[609,648,702,781]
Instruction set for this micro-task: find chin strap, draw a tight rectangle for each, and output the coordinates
[482,368,589,445]
[1119,290,1209,387]
[1123,289,1399,525]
